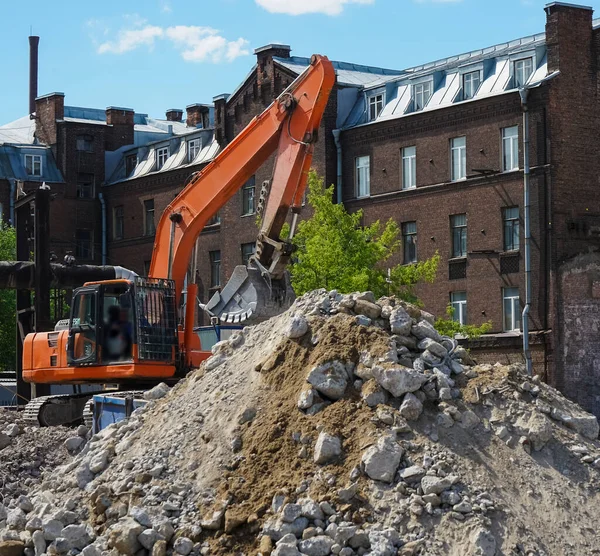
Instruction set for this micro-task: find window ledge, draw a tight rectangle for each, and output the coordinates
[448,257,467,263]
[355,194,371,200]
[500,250,520,256]
[241,213,256,218]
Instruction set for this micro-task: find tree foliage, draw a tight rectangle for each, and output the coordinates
[0,225,16,371]
[288,171,439,301]
[434,305,492,339]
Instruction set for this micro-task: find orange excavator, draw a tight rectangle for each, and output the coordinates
[21,55,335,426]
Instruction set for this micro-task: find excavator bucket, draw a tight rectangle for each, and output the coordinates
[202,265,295,324]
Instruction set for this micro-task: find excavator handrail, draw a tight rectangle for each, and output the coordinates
[148,55,336,306]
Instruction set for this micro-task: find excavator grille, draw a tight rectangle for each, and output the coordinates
[134,277,178,362]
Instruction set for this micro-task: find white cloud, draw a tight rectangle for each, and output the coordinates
[160,0,172,13]
[255,0,374,16]
[98,25,164,54]
[165,25,250,62]
[97,23,249,62]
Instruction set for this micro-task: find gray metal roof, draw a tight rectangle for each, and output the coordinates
[105,128,220,186]
[0,144,64,182]
[274,56,403,87]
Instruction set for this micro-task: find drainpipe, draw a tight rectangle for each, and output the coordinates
[98,193,107,265]
[519,87,532,376]
[9,179,16,226]
[332,129,342,204]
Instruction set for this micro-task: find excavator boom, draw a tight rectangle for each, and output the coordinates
[149,55,335,323]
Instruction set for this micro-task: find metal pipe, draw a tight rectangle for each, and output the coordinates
[332,129,343,203]
[289,212,299,240]
[98,193,107,265]
[519,88,533,376]
[184,283,197,365]
[9,179,15,226]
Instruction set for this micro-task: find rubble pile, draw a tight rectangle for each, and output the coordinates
[1,289,600,555]
[0,408,74,503]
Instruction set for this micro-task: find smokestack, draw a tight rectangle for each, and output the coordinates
[29,35,40,115]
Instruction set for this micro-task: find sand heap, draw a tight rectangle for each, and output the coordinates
[1,289,600,556]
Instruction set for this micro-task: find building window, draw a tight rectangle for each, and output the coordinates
[113,206,124,240]
[402,222,417,264]
[514,58,533,88]
[156,147,170,170]
[368,93,384,121]
[451,214,467,258]
[503,206,520,252]
[209,250,221,289]
[502,126,519,172]
[355,156,370,198]
[463,71,480,101]
[402,146,416,190]
[76,134,94,152]
[24,154,42,177]
[241,242,256,265]
[125,154,138,177]
[143,260,151,276]
[450,136,466,181]
[242,175,256,215]
[75,229,93,260]
[76,173,95,199]
[188,138,202,162]
[144,199,155,236]
[207,211,221,226]
[413,81,432,111]
[503,287,521,332]
[450,291,467,325]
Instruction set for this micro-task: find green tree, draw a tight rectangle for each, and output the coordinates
[434,305,492,339]
[0,225,16,371]
[288,171,439,301]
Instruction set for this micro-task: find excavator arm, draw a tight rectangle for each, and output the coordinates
[149,54,335,323]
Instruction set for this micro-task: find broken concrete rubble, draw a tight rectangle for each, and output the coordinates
[1,289,599,555]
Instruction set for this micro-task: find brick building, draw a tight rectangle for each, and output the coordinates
[2,1,600,414]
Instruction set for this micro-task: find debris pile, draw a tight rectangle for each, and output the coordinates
[1,289,600,556]
[0,408,74,503]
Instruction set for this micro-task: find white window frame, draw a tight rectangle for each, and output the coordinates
[187,138,202,163]
[156,146,170,170]
[450,291,467,325]
[503,287,521,332]
[502,126,519,172]
[450,136,467,181]
[355,156,370,198]
[463,71,481,101]
[513,57,534,88]
[402,146,416,190]
[367,93,385,122]
[24,154,42,177]
[413,80,432,111]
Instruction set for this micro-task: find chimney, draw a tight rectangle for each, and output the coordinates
[29,36,40,115]
[166,108,183,122]
[34,92,64,145]
[545,2,593,74]
[186,103,211,128]
[212,95,228,147]
[105,106,134,151]
[254,44,291,101]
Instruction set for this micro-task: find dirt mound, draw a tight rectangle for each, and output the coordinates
[1,289,599,556]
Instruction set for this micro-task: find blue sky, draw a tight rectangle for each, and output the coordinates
[1,0,599,124]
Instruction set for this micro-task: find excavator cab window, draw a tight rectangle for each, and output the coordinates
[101,284,134,364]
[67,286,99,365]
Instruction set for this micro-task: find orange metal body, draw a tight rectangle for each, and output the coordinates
[23,55,335,388]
